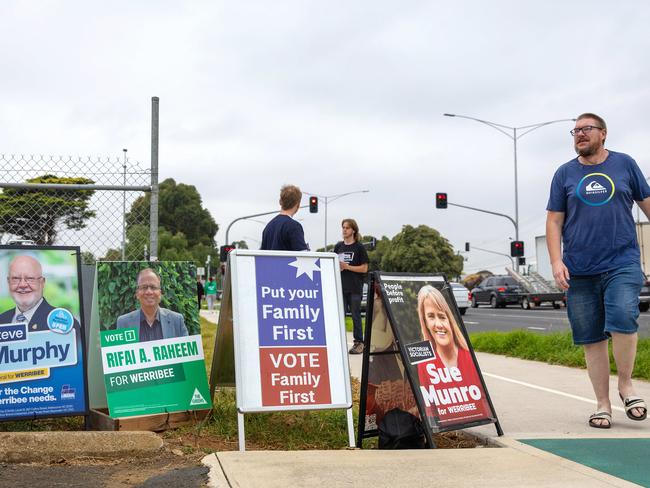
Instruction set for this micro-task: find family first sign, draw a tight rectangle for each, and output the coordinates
[222,250,354,450]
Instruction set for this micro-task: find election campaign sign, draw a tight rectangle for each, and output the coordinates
[100,328,211,417]
[0,246,88,421]
[358,272,501,447]
[212,249,354,450]
[96,261,211,418]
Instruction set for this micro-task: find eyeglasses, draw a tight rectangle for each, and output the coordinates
[137,285,161,291]
[570,125,604,136]
[8,276,42,285]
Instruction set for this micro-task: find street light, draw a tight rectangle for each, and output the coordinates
[306,190,369,249]
[443,113,575,270]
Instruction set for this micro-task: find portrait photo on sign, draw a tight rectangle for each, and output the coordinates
[379,276,495,432]
[96,261,200,337]
[0,246,87,421]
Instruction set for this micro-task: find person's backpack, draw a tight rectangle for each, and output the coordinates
[378,408,426,449]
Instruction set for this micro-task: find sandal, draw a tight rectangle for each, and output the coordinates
[588,411,612,429]
[619,393,648,421]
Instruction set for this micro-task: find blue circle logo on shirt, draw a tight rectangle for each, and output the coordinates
[576,172,615,206]
[47,308,74,334]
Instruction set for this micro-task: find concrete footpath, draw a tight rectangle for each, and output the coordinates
[201,330,650,487]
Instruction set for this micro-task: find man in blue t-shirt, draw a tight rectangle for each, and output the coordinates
[261,184,309,251]
[547,113,650,429]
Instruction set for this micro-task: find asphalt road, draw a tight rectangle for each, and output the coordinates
[461,305,650,338]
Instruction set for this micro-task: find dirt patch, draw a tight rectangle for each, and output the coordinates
[0,446,208,488]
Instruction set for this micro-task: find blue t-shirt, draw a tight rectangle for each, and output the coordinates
[546,150,650,275]
[261,214,309,251]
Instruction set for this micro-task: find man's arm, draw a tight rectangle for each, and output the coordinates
[178,313,189,337]
[637,197,650,221]
[288,222,309,251]
[340,262,368,273]
[546,210,569,290]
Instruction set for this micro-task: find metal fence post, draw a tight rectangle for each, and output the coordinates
[149,96,159,261]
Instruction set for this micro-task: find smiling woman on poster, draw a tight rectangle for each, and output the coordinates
[416,285,491,427]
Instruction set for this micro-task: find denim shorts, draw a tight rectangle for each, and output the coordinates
[566,264,644,345]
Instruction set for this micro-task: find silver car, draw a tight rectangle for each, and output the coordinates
[450,282,470,315]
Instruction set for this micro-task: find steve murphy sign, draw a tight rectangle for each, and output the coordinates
[0,246,87,421]
[231,250,352,413]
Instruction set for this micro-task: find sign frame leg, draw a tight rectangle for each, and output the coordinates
[346,408,355,447]
[238,412,246,451]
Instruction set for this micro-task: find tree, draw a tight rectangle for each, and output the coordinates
[126,178,218,248]
[232,240,249,250]
[380,225,463,277]
[365,235,391,271]
[0,174,95,245]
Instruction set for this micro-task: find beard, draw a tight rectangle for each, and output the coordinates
[574,139,600,157]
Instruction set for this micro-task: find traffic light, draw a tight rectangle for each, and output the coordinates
[220,244,235,262]
[435,193,448,209]
[465,242,470,252]
[510,241,524,257]
[309,196,318,213]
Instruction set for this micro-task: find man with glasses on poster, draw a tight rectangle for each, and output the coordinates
[0,255,77,332]
[116,268,188,342]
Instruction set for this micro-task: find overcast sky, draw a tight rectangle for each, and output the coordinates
[2,1,650,275]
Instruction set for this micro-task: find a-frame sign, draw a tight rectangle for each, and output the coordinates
[358,272,502,448]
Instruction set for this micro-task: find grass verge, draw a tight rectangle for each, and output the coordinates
[470,330,650,381]
[1,316,481,450]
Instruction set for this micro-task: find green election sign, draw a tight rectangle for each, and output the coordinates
[100,328,211,417]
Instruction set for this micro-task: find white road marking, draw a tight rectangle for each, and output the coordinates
[527,327,546,330]
[482,372,625,412]
[464,321,479,324]
[476,313,569,321]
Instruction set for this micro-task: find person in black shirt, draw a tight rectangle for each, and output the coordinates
[261,184,309,251]
[334,218,369,354]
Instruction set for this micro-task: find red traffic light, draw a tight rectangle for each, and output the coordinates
[220,245,236,262]
[435,192,448,209]
[309,196,318,213]
[510,241,524,257]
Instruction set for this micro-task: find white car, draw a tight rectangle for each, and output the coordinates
[450,282,470,315]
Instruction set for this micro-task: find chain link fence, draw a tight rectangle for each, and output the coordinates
[0,154,153,262]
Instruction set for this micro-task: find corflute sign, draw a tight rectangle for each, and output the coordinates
[255,255,332,406]
[229,250,351,413]
[0,246,88,421]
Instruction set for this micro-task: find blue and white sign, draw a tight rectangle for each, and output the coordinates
[230,250,352,413]
[0,246,88,421]
[47,308,75,334]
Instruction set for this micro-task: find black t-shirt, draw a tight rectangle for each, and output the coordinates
[261,214,309,251]
[334,240,369,293]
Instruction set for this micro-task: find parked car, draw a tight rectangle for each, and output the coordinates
[470,276,523,308]
[640,275,650,312]
[449,282,470,315]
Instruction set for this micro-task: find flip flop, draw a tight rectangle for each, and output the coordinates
[619,393,648,421]
[588,411,612,429]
